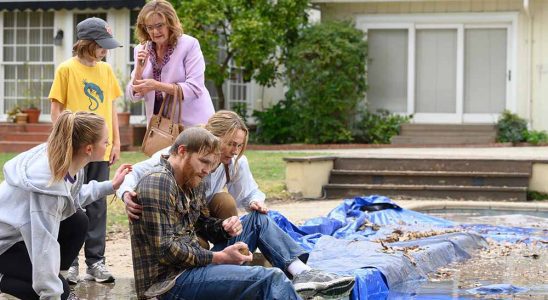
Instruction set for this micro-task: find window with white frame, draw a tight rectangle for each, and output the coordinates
[415,28,457,114]
[227,65,253,118]
[361,14,514,123]
[127,9,144,116]
[367,29,408,113]
[2,11,55,115]
[463,28,507,114]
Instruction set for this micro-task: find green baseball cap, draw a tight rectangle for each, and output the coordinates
[76,17,122,49]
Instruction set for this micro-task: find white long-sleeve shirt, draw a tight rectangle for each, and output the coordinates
[0,144,114,299]
[117,148,265,209]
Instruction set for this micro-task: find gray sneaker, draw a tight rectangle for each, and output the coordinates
[85,261,115,283]
[292,269,355,299]
[66,265,79,285]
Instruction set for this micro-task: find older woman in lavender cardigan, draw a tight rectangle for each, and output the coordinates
[128,0,214,127]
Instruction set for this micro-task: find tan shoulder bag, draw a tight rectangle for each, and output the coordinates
[141,84,183,157]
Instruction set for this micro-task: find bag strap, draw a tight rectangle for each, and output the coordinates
[154,95,171,127]
[166,84,183,124]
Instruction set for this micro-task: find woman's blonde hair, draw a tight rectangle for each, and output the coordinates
[72,39,101,60]
[205,110,249,165]
[47,111,105,183]
[135,0,183,46]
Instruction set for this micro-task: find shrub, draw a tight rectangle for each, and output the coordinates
[525,130,548,145]
[252,98,302,144]
[254,21,367,144]
[353,109,412,144]
[285,21,367,143]
[495,110,528,144]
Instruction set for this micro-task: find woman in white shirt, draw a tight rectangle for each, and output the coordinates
[118,110,267,223]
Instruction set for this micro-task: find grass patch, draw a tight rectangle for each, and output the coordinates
[107,152,149,229]
[0,153,17,181]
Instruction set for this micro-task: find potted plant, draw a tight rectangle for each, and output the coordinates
[7,106,27,124]
[15,112,29,124]
[117,96,132,126]
[21,98,41,123]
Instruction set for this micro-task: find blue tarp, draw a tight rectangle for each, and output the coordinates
[269,195,545,299]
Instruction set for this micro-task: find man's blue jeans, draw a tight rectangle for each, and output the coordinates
[160,212,308,300]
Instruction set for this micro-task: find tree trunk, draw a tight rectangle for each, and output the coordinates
[215,82,226,110]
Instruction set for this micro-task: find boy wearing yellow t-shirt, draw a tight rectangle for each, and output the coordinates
[48,17,122,285]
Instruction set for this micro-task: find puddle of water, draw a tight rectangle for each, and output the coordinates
[390,281,548,299]
[73,278,137,300]
[422,208,548,228]
[0,278,137,300]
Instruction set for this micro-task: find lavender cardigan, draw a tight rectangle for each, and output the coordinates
[127,34,215,126]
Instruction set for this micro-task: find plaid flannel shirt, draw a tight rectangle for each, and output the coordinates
[130,157,230,299]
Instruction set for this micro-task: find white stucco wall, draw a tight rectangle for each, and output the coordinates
[107,9,131,79]
[53,10,74,67]
[529,1,548,131]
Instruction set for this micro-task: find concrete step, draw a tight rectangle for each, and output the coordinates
[0,141,42,152]
[329,170,530,187]
[391,135,496,145]
[334,157,532,173]
[400,123,496,133]
[393,124,497,145]
[323,183,526,201]
[396,131,496,137]
[3,132,50,142]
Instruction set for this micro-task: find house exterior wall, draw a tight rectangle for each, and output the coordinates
[529,1,548,131]
[250,79,286,112]
[106,9,131,79]
[313,0,548,131]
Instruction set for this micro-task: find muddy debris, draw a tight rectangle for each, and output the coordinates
[374,228,462,243]
[357,220,381,231]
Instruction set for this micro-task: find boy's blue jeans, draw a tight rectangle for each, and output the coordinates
[160,212,307,300]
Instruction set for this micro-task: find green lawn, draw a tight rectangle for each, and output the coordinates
[0,150,328,229]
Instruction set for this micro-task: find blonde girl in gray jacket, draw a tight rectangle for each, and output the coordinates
[0,111,131,300]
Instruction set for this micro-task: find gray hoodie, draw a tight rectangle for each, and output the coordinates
[0,144,114,299]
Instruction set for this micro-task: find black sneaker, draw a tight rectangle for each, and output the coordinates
[292,269,355,299]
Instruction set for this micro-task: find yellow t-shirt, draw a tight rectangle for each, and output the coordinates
[49,57,122,161]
